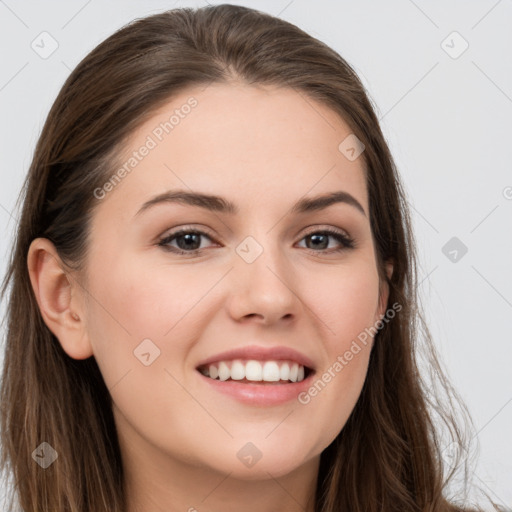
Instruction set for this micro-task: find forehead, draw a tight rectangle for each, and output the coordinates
[95,83,368,218]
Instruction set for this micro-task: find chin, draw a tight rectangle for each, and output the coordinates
[225,457,308,481]
[203,442,315,481]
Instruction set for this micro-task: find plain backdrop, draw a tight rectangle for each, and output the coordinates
[0,0,511,509]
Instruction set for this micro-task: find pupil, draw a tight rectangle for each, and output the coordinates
[178,233,200,250]
[309,234,327,249]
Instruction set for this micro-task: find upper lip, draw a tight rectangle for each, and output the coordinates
[195,345,316,371]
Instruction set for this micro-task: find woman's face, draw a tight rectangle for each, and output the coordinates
[78,83,391,482]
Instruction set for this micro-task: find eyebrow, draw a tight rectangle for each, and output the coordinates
[134,189,366,218]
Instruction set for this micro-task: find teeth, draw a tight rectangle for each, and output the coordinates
[262,361,280,381]
[230,360,245,380]
[218,361,230,381]
[209,364,219,379]
[280,362,290,381]
[246,360,263,381]
[202,359,307,383]
[289,362,298,382]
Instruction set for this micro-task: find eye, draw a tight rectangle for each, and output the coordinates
[157,226,356,256]
[297,228,355,254]
[158,227,217,255]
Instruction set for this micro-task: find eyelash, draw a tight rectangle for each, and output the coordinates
[157,226,356,256]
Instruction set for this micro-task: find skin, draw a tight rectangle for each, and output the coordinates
[28,82,393,512]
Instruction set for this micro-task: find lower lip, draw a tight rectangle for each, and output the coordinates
[197,371,315,406]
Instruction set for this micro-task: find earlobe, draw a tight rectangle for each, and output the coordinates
[27,238,93,360]
[385,261,394,282]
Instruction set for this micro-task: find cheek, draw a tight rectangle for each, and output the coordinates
[300,261,379,437]
[310,259,380,344]
[88,253,209,338]
[328,269,378,391]
[83,252,220,384]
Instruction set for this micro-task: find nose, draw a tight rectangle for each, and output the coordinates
[225,237,301,325]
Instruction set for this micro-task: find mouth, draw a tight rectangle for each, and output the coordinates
[194,345,317,405]
[196,359,314,384]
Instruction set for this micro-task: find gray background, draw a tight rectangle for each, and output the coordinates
[0,0,511,508]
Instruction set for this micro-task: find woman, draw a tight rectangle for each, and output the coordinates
[0,4,486,511]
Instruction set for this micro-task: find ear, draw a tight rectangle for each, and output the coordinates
[375,260,394,322]
[27,237,93,360]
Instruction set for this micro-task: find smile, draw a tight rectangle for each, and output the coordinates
[194,345,316,405]
[197,359,309,383]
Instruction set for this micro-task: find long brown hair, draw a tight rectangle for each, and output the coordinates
[0,4,484,511]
